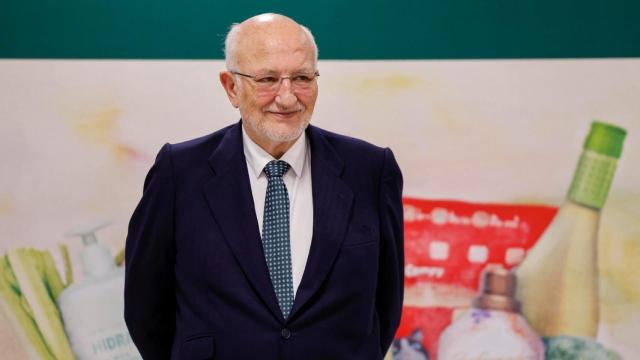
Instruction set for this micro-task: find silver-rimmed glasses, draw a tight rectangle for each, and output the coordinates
[230,70,319,94]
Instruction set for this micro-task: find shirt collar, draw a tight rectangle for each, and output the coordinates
[242,125,307,179]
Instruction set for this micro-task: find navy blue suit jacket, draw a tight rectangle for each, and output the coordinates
[124,122,404,359]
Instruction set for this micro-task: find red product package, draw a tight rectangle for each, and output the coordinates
[394,198,557,359]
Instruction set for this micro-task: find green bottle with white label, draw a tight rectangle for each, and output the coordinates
[516,121,626,339]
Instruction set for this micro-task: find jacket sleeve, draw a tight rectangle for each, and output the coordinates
[124,143,176,359]
[376,147,404,354]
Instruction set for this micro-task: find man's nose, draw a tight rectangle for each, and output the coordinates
[275,78,297,107]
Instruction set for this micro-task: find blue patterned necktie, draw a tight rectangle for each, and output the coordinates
[262,160,294,319]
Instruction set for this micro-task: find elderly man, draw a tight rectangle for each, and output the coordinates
[124,13,404,360]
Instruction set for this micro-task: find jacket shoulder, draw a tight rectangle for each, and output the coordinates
[172,123,233,153]
[164,123,237,168]
[310,126,389,170]
[312,126,386,153]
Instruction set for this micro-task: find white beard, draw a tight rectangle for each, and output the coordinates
[245,114,310,143]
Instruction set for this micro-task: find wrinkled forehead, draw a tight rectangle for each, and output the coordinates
[235,25,316,72]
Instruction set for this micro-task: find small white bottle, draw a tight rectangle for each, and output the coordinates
[438,266,544,360]
[57,221,141,360]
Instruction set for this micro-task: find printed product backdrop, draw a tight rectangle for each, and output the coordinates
[1,59,639,359]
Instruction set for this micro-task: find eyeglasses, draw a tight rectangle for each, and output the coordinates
[230,70,319,94]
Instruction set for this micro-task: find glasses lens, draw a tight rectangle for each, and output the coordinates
[291,74,315,89]
[253,75,280,92]
[249,72,317,93]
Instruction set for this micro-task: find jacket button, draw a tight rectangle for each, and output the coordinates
[281,328,291,339]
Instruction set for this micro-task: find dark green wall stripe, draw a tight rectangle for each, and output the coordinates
[1,0,639,59]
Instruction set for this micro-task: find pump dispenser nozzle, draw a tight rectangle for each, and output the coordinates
[65,220,116,278]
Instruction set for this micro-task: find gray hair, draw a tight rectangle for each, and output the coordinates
[223,21,318,70]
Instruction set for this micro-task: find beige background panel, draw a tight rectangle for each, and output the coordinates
[1,59,638,358]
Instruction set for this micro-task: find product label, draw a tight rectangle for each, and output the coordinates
[68,323,141,360]
[91,330,135,357]
[567,150,617,209]
[397,198,557,359]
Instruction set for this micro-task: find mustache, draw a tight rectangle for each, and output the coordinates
[264,105,305,113]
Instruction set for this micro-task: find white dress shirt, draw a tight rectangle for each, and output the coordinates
[242,127,314,298]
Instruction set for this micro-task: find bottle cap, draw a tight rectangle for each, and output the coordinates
[584,121,627,158]
[472,265,520,312]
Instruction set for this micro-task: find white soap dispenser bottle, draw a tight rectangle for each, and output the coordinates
[57,221,141,360]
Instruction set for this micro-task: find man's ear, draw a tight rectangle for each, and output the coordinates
[219,71,240,108]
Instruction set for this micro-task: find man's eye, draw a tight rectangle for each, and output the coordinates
[256,76,278,84]
[292,75,313,82]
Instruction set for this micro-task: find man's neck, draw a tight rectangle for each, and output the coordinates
[260,140,296,159]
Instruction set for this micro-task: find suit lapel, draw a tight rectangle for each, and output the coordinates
[290,125,354,318]
[202,122,283,321]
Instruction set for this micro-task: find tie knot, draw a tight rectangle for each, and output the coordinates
[264,160,290,179]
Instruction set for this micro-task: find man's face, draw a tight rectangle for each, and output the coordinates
[228,25,318,148]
